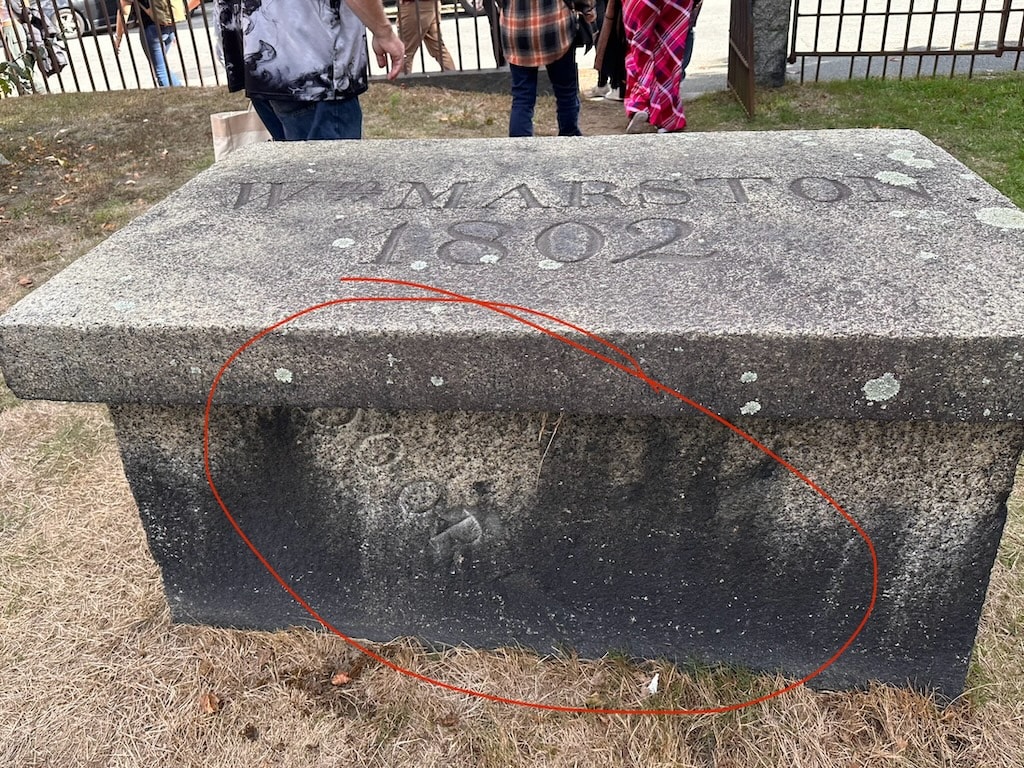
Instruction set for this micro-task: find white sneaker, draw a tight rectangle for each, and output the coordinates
[583,83,611,99]
[626,110,657,134]
[604,89,625,102]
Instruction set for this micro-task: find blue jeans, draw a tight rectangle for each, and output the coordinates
[252,97,363,141]
[508,46,582,137]
[142,23,182,87]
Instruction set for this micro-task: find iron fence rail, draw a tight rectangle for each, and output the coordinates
[789,0,1024,81]
[0,0,502,96]
[5,0,1024,97]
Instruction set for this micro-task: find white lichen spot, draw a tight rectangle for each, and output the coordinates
[306,168,316,174]
[479,254,500,264]
[189,366,202,375]
[1014,353,1023,362]
[740,400,762,415]
[430,376,444,387]
[274,368,293,384]
[427,305,444,315]
[387,353,399,368]
[332,237,355,248]
[915,209,951,223]
[410,260,428,271]
[875,171,918,188]
[538,259,563,270]
[887,150,936,169]
[983,408,992,417]
[113,300,136,311]
[982,377,992,385]
[975,207,1024,229]
[863,372,900,402]
[740,371,758,383]
[889,210,909,219]
[918,251,940,261]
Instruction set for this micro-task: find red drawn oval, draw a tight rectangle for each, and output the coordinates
[203,276,879,716]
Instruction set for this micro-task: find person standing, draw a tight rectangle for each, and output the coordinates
[1,2,18,63]
[499,0,596,138]
[213,0,405,141]
[397,0,455,74]
[114,0,186,88]
[592,0,626,101]
[622,0,694,134]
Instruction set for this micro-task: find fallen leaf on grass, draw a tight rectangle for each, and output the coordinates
[330,670,352,686]
[17,276,33,287]
[199,691,221,714]
[437,713,460,728]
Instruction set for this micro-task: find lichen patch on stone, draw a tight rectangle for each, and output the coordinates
[863,372,900,402]
[887,150,936,169]
[875,171,918,188]
[975,207,1024,229]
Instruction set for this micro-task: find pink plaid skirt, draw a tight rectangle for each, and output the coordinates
[622,0,693,132]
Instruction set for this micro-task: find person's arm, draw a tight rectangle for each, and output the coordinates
[113,0,132,52]
[345,0,404,80]
[577,0,597,24]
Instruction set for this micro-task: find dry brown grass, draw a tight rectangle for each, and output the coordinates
[2,83,1024,767]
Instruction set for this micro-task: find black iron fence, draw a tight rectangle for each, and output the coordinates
[5,0,1024,98]
[789,0,1024,81]
[0,0,505,96]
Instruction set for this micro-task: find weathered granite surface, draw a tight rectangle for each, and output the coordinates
[752,0,790,87]
[2,131,1023,695]
[1,131,1022,421]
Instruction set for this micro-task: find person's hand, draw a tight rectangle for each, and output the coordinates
[371,27,405,80]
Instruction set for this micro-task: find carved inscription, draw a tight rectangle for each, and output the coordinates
[396,479,485,574]
[231,174,935,268]
[232,175,933,211]
[372,217,716,266]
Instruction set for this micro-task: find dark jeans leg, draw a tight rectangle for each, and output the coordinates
[508,63,538,137]
[249,97,286,141]
[681,27,695,81]
[264,97,363,141]
[546,47,582,136]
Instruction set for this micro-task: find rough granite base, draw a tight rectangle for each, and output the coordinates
[113,403,1024,695]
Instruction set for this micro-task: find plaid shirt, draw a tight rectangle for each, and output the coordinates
[500,0,594,68]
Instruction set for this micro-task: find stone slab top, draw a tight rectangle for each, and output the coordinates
[1,129,1023,421]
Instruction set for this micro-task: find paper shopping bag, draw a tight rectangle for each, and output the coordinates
[210,104,272,162]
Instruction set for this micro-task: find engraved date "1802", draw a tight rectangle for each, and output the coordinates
[371,218,717,267]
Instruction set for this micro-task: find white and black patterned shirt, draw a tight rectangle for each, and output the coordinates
[214,0,369,102]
